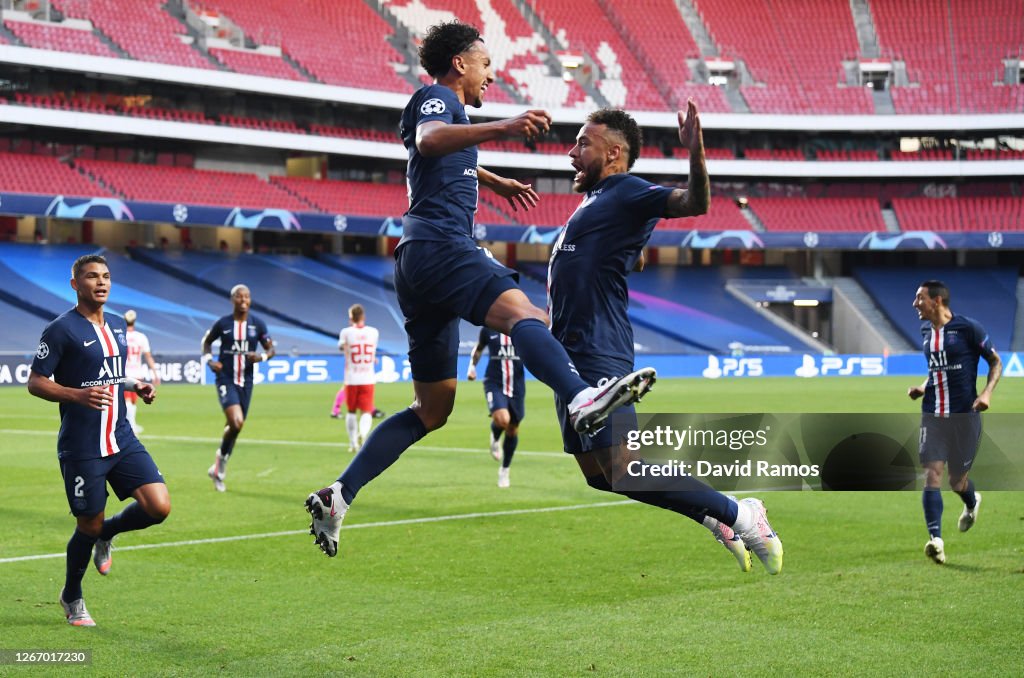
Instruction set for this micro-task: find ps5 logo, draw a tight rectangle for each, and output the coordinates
[703,355,764,379]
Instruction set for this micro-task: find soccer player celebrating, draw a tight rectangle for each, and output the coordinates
[909,280,1000,564]
[123,309,159,434]
[304,20,654,558]
[28,254,170,626]
[337,304,380,453]
[200,284,275,492]
[468,328,525,488]
[547,103,783,574]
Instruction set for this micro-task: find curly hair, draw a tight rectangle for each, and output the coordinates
[419,21,482,78]
[587,108,643,169]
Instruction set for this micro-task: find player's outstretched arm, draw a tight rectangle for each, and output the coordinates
[28,371,113,410]
[416,109,552,157]
[974,350,1002,411]
[664,99,710,219]
[478,167,539,212]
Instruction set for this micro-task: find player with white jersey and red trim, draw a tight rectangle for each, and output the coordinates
[200,284,275,492]
[336,304,379,453]
[909,280,1001,564]
[122,309,159,435]
[467,327,524,488]
[28,254,170,627]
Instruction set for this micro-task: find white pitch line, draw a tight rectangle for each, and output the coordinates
[0,499,634,565]
[0,429,565,458]
[255,467,276,478]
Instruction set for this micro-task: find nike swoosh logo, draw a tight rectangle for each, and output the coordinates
[83,340,97,347]
[329,505,337,517]
[222,330,232,334]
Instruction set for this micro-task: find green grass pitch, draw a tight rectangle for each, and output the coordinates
[1,377,1021,676]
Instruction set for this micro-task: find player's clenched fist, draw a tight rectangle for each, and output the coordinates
[503,109,552,141]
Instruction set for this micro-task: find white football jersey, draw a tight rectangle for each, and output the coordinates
[339,324,379,385]
[125,328,152,380]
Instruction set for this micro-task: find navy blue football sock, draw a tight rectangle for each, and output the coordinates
[100,502,162,541]
[338,408,427,504]
[490,423,503,444]
[501,434,518,468]
[923,487,943,538]
[956,479,977,509]
[64,529,98,602]
[509,318,588,402]
[220,435,237,460]
[582,470,735,525]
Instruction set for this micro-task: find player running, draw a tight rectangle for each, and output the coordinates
[468,328,525,488]
[28,254,170,626]
[548,103,783,574]
[123,309,159,434]
[909,280,1000,564]
[337,304,380,453]
[200,284,275,492]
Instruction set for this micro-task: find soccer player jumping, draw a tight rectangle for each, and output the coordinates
[547,103,783,574]
[28,255,170,626]
[909,281,1000,564]
[304,21,655,558]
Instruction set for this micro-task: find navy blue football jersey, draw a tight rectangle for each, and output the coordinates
[399,84,478,244]
[548,173,672,362]
[919,314,995,414]
[478,327,524,396]
[207,314,271,388]
[32,309,137,460]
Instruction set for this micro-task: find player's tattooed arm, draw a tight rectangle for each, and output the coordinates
[974,350,1002,411]
[664,99,709,219]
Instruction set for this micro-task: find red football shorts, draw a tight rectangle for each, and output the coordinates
[345,384,375,413]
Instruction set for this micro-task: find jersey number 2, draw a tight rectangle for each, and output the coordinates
[74,476,85,497]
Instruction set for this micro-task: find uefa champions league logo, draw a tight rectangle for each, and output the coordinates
[173,204,189,223]
[334,215,348,232]
[420,98,446,115]
[36,342,49,360]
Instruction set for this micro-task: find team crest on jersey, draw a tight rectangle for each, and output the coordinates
[36,341,49,359]
[117,332,127,346]
[421,98,446,115]
[248,326,257,337]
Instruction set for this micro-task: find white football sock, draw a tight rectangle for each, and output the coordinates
[345,413,358,446]
[358,412,372,441]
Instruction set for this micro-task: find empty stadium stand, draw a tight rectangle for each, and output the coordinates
[854,267,1018,349]
[693,0,873,114]
[0,152,106,198]
[53,0,217,70]
[3,18,119,58]
[0,243,338,353]
[528,0,669,110]
[76,159,310,211]
[892,197,1024,232]
[626,265,817,353]
[750,197,888,232]
[198,0,412,91]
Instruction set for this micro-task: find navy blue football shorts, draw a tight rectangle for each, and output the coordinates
[216,380,253,417]
[554,352,636,455]
[395,238,518,382]
[484,380,526,423]
[60,442,165,516]
[919,412,982,473]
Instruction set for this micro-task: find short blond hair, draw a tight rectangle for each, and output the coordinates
[349,304,365,322]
